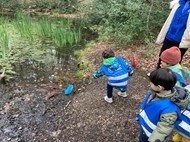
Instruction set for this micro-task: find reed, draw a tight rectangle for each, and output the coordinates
[73,28,81,44]
[39,17,52,38]
[53,27,82,47]
[66,29,73,46]
[0,27,17,81]
[13,10,33,40]
[0,28,8,62]
[59,18,72,28]
[53,28,66,47]
[10,9,82,49]
[14,9,25,35]
[0,17,8,28]
[23,16,33,40]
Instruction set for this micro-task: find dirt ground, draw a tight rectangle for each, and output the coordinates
[0,43,190,142]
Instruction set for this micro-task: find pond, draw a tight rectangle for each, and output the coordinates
[0,10,97,88]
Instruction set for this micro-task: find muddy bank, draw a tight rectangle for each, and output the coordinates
[0,69,149,142]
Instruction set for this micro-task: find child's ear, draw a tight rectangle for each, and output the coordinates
[158,85,165,91]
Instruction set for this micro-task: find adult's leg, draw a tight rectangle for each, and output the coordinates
[157,38,179,69]
[107,84,113,98]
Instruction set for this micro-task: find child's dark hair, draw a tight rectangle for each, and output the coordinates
[102,49,115,59]
[149,68,177,90]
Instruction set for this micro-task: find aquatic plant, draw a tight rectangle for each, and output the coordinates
[52,17,81,47]
[67,29,74,46]
[0,17,8,29]
[13,9,33,40]
[38,17,52,38]
[73,28,81,44]
[13,9,82,47]
[59,18,72,28]
[52,27,81,47]
[0,28,16,81]
[0,28,8,62]
[53,28,67,47]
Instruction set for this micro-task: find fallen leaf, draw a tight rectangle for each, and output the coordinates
[4,101,14,112]
[23,93,34,101]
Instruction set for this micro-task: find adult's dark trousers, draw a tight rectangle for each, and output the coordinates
[157,38,188,69]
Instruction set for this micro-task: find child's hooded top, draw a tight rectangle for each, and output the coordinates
[166,64,187,87]
[171,87,190,139]
[93,57,133,88]
[137,88,181,142]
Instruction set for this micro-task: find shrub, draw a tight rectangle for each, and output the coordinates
[87,0,170,46]
[0,0,21,10]
[30,0,79,13]
[0,0,79,13]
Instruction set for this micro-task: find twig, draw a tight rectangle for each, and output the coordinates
[64,100,71,110]
[44,90,62,100]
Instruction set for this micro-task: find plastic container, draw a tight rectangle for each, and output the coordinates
[64,84,74,96]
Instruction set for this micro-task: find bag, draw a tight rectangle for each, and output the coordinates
[130,56,137,68]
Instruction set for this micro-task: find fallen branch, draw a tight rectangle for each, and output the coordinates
[64,100,71,110]
[44,90,62,100]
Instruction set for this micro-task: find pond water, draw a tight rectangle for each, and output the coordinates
[14,43,80,85]
[0,12,97,87]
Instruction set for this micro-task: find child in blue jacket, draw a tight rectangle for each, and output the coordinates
[137,68,181,142]
[93,49,133,103]
[160,46,190,87]
[160,46,190,141]
[172,87,190,142]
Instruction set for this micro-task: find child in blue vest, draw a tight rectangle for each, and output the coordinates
[93,49,133,103]
[159,47,190,142]
[172,87,190,142]
[137,68,181,142]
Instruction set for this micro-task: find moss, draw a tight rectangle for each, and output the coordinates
[74,40,96,78]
